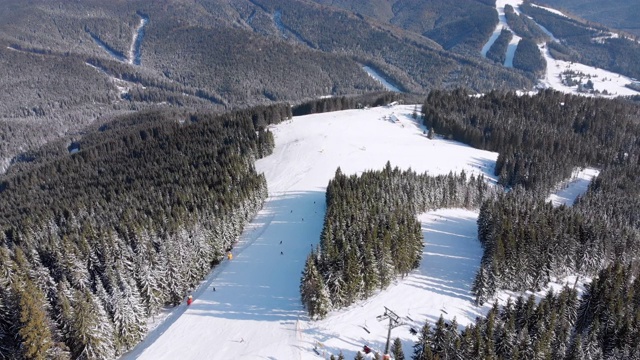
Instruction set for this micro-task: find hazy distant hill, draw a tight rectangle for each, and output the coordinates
[309,0,498,54]
[535,0,640,37]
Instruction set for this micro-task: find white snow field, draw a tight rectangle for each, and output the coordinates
[124,105,500,359]
[538,44,640,97]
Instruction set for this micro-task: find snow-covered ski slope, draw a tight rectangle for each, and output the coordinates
[125,105,501,359]
[126,104,600,359]
[481,0,524,67]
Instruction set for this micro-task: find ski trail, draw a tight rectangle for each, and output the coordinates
[128,14,148,65]
[362,66,402,92]
[481,25,505,57]
[120,208,277,359]
[481,0,523,64]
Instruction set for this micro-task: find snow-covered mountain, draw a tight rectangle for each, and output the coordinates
[482,0,640,97]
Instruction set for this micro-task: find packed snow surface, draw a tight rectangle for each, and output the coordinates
[129,15,148,65]
[125,105,597,359]
[530,3,569,18]
[538,44,640,97]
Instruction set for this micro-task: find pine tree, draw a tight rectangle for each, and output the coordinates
[432,315,448,359]
[0,246,20,358]
[392,337,405,360]
[16,276,53,360]
[300,254,331,319]
[445,317,460,356]
[472,264,490,305]
[354,351,365,360]
[412,320,434,360]
[111,277,146,354]
[566,335,585,360]
[54,281,75,356]
[69,290,116,360]
[134,247,163,316]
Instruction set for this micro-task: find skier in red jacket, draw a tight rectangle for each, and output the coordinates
[187,294,193,306]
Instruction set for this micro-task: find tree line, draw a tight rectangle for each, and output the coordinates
[413,262,640,359]
[421,89,640,192]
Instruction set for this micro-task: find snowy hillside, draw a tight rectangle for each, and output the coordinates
[124,105,499,359]
[124,104,598,359]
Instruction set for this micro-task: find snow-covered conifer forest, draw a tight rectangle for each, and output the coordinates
[1,0,640,359]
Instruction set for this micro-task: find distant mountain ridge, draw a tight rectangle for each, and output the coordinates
[535,0,640,37]
[0,0,534,173]
[1,0,638,176]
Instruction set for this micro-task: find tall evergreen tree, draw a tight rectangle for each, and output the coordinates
[68,290,115,360]
[412,320,434,360]
[16,276,53,360]
[300,254,331,319]
[392,337,405,360]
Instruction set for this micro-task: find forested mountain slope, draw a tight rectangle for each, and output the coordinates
[308,0,498,54]
[535,0,640,37]
[520,2,640,81]
[0,0,533,175]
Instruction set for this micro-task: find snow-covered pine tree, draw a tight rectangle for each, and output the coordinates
[472,264,490,305]
[69,289,116,360]
[300,254,331,319]
[566,335,585,360]
[110,276,146,354]
[15,274,53,360]
[412,320,434,360]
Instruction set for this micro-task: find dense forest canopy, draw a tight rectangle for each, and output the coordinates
[301,164,492,318]
[0,104,289,358]
[535,0,640,37]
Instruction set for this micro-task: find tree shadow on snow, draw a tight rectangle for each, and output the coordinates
[406,212,482,303]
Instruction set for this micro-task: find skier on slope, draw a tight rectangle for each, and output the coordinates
[187,294,193,306]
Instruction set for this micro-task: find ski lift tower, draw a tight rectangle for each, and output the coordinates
[377,306,403,355]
